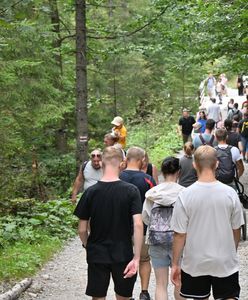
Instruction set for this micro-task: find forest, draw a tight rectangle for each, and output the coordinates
[0,0,247,282]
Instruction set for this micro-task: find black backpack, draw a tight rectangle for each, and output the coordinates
[215,146,236,184]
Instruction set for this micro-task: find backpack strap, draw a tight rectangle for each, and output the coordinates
[146,163,153,177]
[199,133,206,145]
[209,135,215,146]
[81,160,89,176]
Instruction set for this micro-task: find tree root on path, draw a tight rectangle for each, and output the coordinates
[0,278,32,300]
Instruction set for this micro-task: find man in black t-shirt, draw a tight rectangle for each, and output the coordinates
[178,108,196,144]
[74,147,143,299]
[120,147,156,300]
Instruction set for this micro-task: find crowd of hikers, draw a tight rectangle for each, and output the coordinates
[71,94,247,300]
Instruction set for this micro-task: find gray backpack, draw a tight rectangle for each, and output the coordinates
[148,203,174,246]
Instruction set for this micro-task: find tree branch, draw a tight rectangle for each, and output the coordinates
[87,5,172,40]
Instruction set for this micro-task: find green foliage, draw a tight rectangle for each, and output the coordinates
[0,199,77,248]
[0,235,62,280]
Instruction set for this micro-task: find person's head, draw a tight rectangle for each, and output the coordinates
[111,116,124,129]
[141,152,149,170]
[126,146,146,170]
[101,146,123,170]
[244,113,248,119]
[161,156,180,179]
[205,119,215,131]
[104,133,118,147]
[193,145,218,174]
[199,110,206,119]
[234,103,239,109]
[90,149,102,169]
[210,98,216,103]
[183,142,194,157]
[182,108,190,117]
[229,98,234,104]
[215,128,227,143]
[224,119,233,131]
[208,73,213,78]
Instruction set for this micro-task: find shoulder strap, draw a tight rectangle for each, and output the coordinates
[146,163,153,176]
[209,135,215,146]
[199,133,206,145]
[81,160,89,175]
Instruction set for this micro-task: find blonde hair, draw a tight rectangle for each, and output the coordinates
[194,145,217,173]
[184,142,194,157]
[126,146,145,162]
[102,146,123,167]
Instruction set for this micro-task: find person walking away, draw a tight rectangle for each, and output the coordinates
[207,98,222,127]
[141,152,159,184]
[120,147,156,300]
[177,109,196,144]
[227,103,242,122]
[238,113,248,162]
[220,73,228,96]
[237,75,244,96]
[215,128,244,189]
[142,157,185,300]
[193,119,217,149]
[196,110,207,133]
[227,98,234,112]
[178,142,197,187]
[216,78,223,104]
[74,147,143,300]
[224,119,243,152]
[171,145,244,300]
[71,149,103,204]
[206,73,216,97]
[111,116,127,149]
[103,133,118,147]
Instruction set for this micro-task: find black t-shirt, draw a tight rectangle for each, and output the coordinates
[119,170,156,203]
[119,170,156,235]
[179,116,196,135]
[238,118,248,138]
[74,180,142,264]
[226,131,241,149]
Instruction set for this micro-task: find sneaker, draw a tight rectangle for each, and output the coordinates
[139,291,151,300]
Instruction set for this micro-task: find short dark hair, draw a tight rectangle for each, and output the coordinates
[206,119,215,131]
[224,119,232,131]
[211,98,216,103]
[215,128,227,142]
[234,103,239,109]
[161,156,180,176]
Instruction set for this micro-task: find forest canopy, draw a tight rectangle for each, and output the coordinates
[0,0,247,201]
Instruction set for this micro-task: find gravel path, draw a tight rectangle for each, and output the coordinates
[16,89,248,299]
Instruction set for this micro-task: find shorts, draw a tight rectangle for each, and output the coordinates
[149,244,172,269]
[86,262,137,298]
[241,136,248,153]
[180,270,240,299]
[140,236,150,263]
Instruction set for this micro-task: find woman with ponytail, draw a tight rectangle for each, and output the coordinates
[178,142,197,187]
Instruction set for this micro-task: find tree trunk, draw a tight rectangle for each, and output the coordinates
[49,0,68,154]
[75,0,88,168]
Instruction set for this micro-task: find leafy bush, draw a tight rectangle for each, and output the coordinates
[0,199,77,248]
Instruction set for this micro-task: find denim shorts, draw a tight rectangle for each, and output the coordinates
[149,244,172,269]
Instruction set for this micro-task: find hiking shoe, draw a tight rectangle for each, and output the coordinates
[139,291,151,300]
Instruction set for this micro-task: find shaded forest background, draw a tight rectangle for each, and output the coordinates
[0,0,247,202]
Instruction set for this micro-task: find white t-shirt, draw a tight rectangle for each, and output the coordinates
[217,144,242,163]
[83,161,103,190]
[171,181,244,277]
[207,103,221,122]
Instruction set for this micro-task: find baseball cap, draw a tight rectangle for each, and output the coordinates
[111,116,124,126]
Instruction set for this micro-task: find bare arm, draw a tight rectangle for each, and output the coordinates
[238,141,243,153]
[171,232,186,287]
[233,228,241,250]
[236,159,244,178]
[123,214,143,278]
[71,168,84,204]
[78,219,89,247]
[152,164,159,184]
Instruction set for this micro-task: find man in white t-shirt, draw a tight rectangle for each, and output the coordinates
[171,145,244,300]
[207,98,222,126]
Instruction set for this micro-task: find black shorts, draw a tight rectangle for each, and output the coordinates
[180,270,240,299]
[86,262,137,298]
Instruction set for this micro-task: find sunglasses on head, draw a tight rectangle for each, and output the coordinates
[91,154,101,158]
